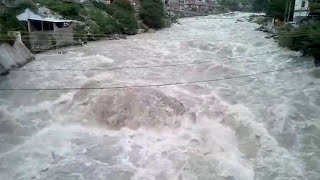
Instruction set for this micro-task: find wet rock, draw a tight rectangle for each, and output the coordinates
[148,29,156,33]
[314,54,320,67]
[40,167,49,172]
[88,88,187,129]
[109,34,121,40]
[265,34,276,39]
[118,34,127,39]
[138,21,149,31]
[76,39,86,46]
[137,29,145,34]
[0,64,9,75]
[58,50,68,54]
[255,26,267,32]
[37,6,62,19]
[236,19,244,22]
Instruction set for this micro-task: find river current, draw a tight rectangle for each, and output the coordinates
[0,13,320,180]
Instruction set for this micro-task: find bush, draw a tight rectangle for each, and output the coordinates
[113,0,134,12]
[139,0,166,29]
[0,33,15,46]
[0,0,36,44]
[89,10,120,35]
[218,0,240,11]
[252,0,268,12]
[278,23,320,58]
[35,0,83,19]
[266,0,293,20]
[113,9,138,35]
[98,0,138,35]
[14,0,38,12]
[0,13,26,32]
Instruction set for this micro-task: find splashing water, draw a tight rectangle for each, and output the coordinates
[0,13,320,180]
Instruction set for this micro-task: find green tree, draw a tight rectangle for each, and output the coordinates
[139,0,166,29]
[113,10,138,35]
[35,0,83,19]
[92,0,138,35]
[252,0,268,12]
[88,10,120,35]
[266,0,294,20]
[109,0,137,34]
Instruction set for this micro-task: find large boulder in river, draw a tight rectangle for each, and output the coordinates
[72,87,189,129]
[91,88,187,129]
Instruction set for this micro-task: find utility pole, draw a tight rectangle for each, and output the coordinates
[287,0,293,22]
[284,0,289,22]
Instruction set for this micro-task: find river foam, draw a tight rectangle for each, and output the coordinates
[0,12,319,180]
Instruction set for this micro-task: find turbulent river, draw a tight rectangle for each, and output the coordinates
[0,13,320,180]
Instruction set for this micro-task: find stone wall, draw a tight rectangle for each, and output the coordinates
[22,28,74,52]
[170,9,206,18]
[0,33,35,75]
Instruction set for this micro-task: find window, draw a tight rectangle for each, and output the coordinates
[302,1,306,8]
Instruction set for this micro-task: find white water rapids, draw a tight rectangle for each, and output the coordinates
[0,13,320,180]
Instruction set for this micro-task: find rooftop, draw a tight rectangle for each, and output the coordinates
[16,9,73,23]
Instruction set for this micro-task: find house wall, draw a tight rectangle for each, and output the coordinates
[294,0,309,22]
[22,25,74,52]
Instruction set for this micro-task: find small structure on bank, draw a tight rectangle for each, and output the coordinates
[16,9,74,52]
[294,0,320,23]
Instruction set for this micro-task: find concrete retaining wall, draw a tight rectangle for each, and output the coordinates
[22,28,74,52]
[0,33,35,75]
[170,9,207,18]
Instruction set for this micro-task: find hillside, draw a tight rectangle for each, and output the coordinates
[0,0,169,43]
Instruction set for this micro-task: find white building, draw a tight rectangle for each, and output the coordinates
[293,0,310,22]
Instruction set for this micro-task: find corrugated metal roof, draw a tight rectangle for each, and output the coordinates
[16,9,73,23]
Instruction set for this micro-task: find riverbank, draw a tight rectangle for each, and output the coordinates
[0,0,172,75]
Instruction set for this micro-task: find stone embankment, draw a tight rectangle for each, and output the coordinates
[0,33,35,75]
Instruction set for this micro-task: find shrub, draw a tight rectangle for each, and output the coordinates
[73,23,87,40]
[0,0,35,44]
[113,0,134,13]
[139,0,166,29]
[266,0,293,20]
[35,0,83,19]
[0,13,26,32]
[92,1,109,10]
[218,0,240,11]
[89,10,120,35]
[252,0,268,12]
[0,33,15,46]
[14,0,38,12]
[100,0,138,35]
[278,23,320,58]
[113,9,138,35]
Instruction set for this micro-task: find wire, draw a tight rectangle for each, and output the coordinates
[0,62,312,91]
[1,31,319,39]
[0,32,318,43]
[11,50,282,72]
